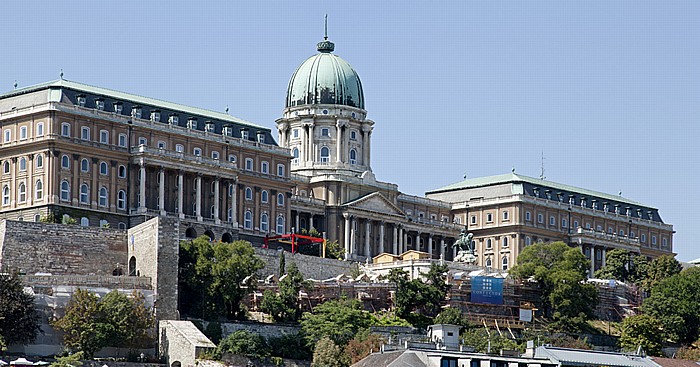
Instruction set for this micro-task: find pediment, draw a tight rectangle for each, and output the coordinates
[343,192,404,216]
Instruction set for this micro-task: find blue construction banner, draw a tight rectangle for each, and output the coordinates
[470,276,504,305]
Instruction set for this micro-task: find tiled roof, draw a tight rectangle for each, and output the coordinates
[427,172,648,207]
[651,357,700,367]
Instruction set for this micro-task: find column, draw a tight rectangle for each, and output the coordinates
[308,123,315,164]
[344,214,351,260]
[379,222,385,254]
[350,217,358,258]
[403,231,408,251]
[195,174,202,221]
[589,245,595,276]
[110,160,117,211]
[398,226,404,254]
[602,247,607,268]
[365,220,371,258]
[335,122,343,163]
[295,212,301,233]
[158,168,165,215]
[213,178,220,224]
[393,225,398,254]
[91,158,98,207]
[138,162,146,212]
[230,179,238,225]
[428,235,433,259]
[415,233,421,251]
[301,126,308,165]
[177,171,184,218]
[440,238,446,260]
[364,130,371,167]
[452,241,457,259]
[27,154,34,206]
[72,155,79,206]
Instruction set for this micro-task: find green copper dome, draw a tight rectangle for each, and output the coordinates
[286,39,365,109]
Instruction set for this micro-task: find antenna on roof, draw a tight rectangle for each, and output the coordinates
[619,191,623,196]
[13,80,17,90]
[539,151,546,180]
[60,69,64,80]
[512,167,515,173]
[225,105,229,114]
[463,172,468,180]
[324,14,328,40]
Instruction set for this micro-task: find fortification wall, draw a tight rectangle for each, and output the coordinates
[253,247,357,280]
[0,219,127,275]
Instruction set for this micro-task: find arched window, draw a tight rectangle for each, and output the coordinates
[118,165,127,178]
[277,193,284,206]
[260,213,269,232]
[34,214,41,222]
[320,146,330,163]
[99,187,108,207]
[291,148,299,165]
[36,154,43,168]
[19,157,26,171]
[61,155,70,169]
[18,182,26,203]
[81,158,90,172]
[525,236,532,246]
[80,217,89,227]
[79,184,89,204]
[58,180,70,202]
[502,256,509,270]
[276,215,285,234]
[486,239,492,249]
[349,149,357,164]
[210,205,216,219]
[227,208,234,222]
[244,210,253,229]
[35,180,43,200]
[117,190,126,210]
[100,161,108,175]
[228,183,234,197]
[485,258,492,268]
[3,161,10,174]
[245,187,253,200]
[502,237,509,247]
[261,190,268,203]
[2,185,9,205]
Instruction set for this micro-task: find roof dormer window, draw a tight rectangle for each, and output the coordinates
[113,102,123,114]
[168,114,179,125]
[131,106,142,119]
[240,128,249,140]
[187,117,197,129]
[95,99,104,111]
[205,121,215,132]
[257,131,265,143]
[150,110,161,122]
[223,125,233,136]
[76,95,86,107]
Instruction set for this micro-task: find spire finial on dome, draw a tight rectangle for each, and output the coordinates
[317,14,334,53]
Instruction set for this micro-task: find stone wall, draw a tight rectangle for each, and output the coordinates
[254,247,357,280]
[0,219,128,275]
[128,217,180,321]
[211,321,301,340]
[159,320,215,367]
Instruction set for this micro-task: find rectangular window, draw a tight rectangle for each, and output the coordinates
[292,129,299,138]
[138,137,147,146]
[61,123,71,137]
[486,213,493,222]
[81,127,90,141]
[261,161,269,174]
[113,103,123,114]
[118,133,127,147]
[19,126,27,140]
[158,141,166,149]
[549,216,555,226]
[470,215,477,225]
[525,211,531,221]
[538,214,544,224]
[100,130,109,144]
[321,128,330,137]
[245,158,253,171]
[36,122,44,137]
[652,236,657,245]
[241,130,249,140]
[211,151,220,160]
[4,129,11,143]
[176,144,184,153]
[193,148,202,156]
[95,100,104,110]
[277,164,285,177]
[502,211,509,221]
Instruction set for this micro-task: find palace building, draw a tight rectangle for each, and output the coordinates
[0,35,674,273]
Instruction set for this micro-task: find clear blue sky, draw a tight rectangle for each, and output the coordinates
[1,1,698,261]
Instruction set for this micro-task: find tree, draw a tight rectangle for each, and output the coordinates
[267,334,312,360]
[279,250,286,278]
[301,297,373,347]
[594,249,650,284]
[312,336,348,367]
[461,328,518,354]
[434,307,468,327]
[344,330,384,364]
[216,330,270,360]
[179,237,265,320]
[0,272,40,347]
[100,291,154,351]
[261,262,309,322]
[324,240,344,260]
[643,267,700,344]
[49,352,84,367]
[388,263,450,321]
[510,241,596,328]
[52,288,113,358]
[619,314,663,356]
[640,255,682,292]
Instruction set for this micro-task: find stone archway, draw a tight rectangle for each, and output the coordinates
[185,227,197,239]
[221,232,233,243]
[128,256,136,276]
[204,230,215,241]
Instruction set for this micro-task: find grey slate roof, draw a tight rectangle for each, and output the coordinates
[427,173,647,208]
[535,346,660,367]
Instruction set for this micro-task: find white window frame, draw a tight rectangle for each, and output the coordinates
[18,157,26,172]
[60,181,70,201]
[35,179,43,200]
[320,146,330,163]
[100,161,109,176]
[2,185,9,205]
[277,193,284,206]
[80,184,89,204]
[261,190,269,203]
[244,210,253,229]
[503,211,509,221]
[61,122,71,137]
[19,126,27,140]
[100,130,109,144]
[36,122,44,137]
[261,161,269,174]
[245,187,253,200]
[18,182,26,203]
[176,144,184,153]
[537,213,544,224]
[158,141,166,149]
[118,133,127,147]
[62,155,70,169]
[81,126,90,141]
[4,129,11,143]
[211,151,220,160]
[99,187,108,207]
[276,215,285,234]
[2,161,8,174]
[245,158,253,171]
[138,137,147,146]
[277,164,285,177]
[321,127,330,137]
[118,165,127,178]
[260,213,269,232]
[81,158,90,173]
[486,213,493,223]
[193,147,202,157]
[349,149,356,164]
[117,190,126,210]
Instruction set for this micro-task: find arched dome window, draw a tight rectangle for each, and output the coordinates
[349,149,357,165]
[292,148,299,165]
[320,147,330,163]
